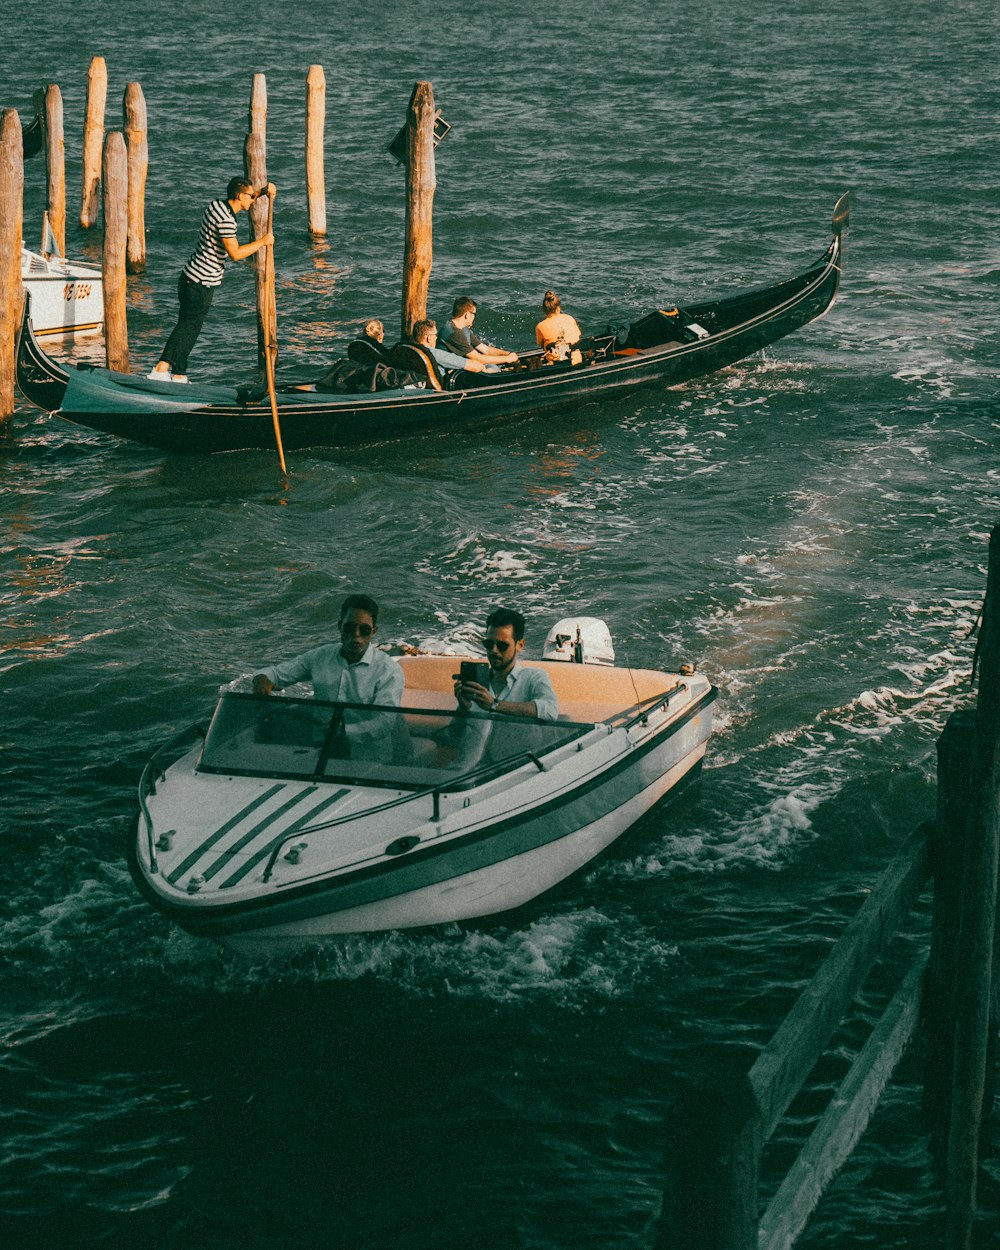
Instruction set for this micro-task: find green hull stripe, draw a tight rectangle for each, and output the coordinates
[166,783,287,884]
[219,788,352,888]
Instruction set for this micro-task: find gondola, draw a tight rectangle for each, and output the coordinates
[17,194,848,455]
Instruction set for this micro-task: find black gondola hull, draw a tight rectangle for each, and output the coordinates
[16,196,848,455]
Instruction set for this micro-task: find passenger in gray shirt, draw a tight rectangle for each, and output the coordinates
[440,296,518,367]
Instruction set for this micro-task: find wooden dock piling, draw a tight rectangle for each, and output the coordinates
[80,56,107,229]
[657,1073,762,1250]
[248,73,267,144]
[942,524,1000,1250]
[37,85,66,255]
[400,81,436,341]
[0,109,24,426]
[305,65,326,237]
[925,708,976,1143]
[101,130,129,373]
[244,130,275,374]
[123,83,148,273]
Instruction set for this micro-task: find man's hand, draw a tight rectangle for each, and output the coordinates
[453,677,493,712]
[252,674,274,696]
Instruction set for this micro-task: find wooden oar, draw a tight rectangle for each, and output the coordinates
[262,191,288,476]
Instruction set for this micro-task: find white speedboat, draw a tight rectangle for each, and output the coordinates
[129,619,716,948]
[21,220,103,337]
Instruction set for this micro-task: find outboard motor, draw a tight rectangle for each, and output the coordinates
[543,617,615,666]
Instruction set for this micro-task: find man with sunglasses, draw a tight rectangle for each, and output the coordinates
[454,607,558,721]
[252,593,403,706]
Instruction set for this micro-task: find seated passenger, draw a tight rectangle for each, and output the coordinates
[411,319,496,374]
[453,606,558,721]
[535,290,582,364]
[441,296,518,366]
[362,318,385,348]
[252,593,403,706]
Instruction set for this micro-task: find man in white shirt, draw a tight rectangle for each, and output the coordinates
[252,593,403,706]
[454,607,558,721]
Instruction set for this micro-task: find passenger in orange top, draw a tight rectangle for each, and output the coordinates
[534,290,582,363]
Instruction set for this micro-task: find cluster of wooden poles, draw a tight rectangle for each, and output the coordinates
[0,60,440,475]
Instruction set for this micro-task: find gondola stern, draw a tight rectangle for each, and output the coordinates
[16,292,71,413]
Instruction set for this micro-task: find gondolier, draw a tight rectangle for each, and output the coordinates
[149,177,276,383]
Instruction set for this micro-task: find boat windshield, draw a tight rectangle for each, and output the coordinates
[197,693,590,790]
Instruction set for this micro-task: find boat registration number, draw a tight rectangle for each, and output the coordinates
[63,283,94,301]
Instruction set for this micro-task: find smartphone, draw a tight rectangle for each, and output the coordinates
[459,661,491,687]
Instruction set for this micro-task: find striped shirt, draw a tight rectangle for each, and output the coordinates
[182,199,238,287]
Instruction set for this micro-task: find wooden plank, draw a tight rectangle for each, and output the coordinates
[750,826,931,1140]
[758,951,927,1250]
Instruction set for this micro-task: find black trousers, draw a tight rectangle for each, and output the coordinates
[160,273,215,372]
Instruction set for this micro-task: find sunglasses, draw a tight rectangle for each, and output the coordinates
[341,622,374,637]
[483,638,512,654]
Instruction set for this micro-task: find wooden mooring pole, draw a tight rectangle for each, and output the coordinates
[938,524,1000,1250]
[657,1072,763,1250]
[925,708,976,1142]
[36,85,66,255]
[248,72,267,147]
[0,109,24,426]
[305,64,326,237]
[244,126,275,375]
[400,80,435,341]
[102,131,129,372]
[80,56,107,229]
[123,83,148,273]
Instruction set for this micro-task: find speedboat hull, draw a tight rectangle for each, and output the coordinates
[21,249,103,337]
[129,656,716,945]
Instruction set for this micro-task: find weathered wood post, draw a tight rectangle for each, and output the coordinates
[101,131,129,372]
[657,1071,762,1250]
[400,80,435,341]
[123,83,148,273]
[244,129,275,375]
[925,708,976,1147]
[80,56,107,228]
[305,64,326,237]
[248,73,267,146]
[943,524,1000,1250]
[0,109,24,426]
[37,85,66,255]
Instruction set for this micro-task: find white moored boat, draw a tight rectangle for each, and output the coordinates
[128,619,716,948]
[21,218,103,338]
